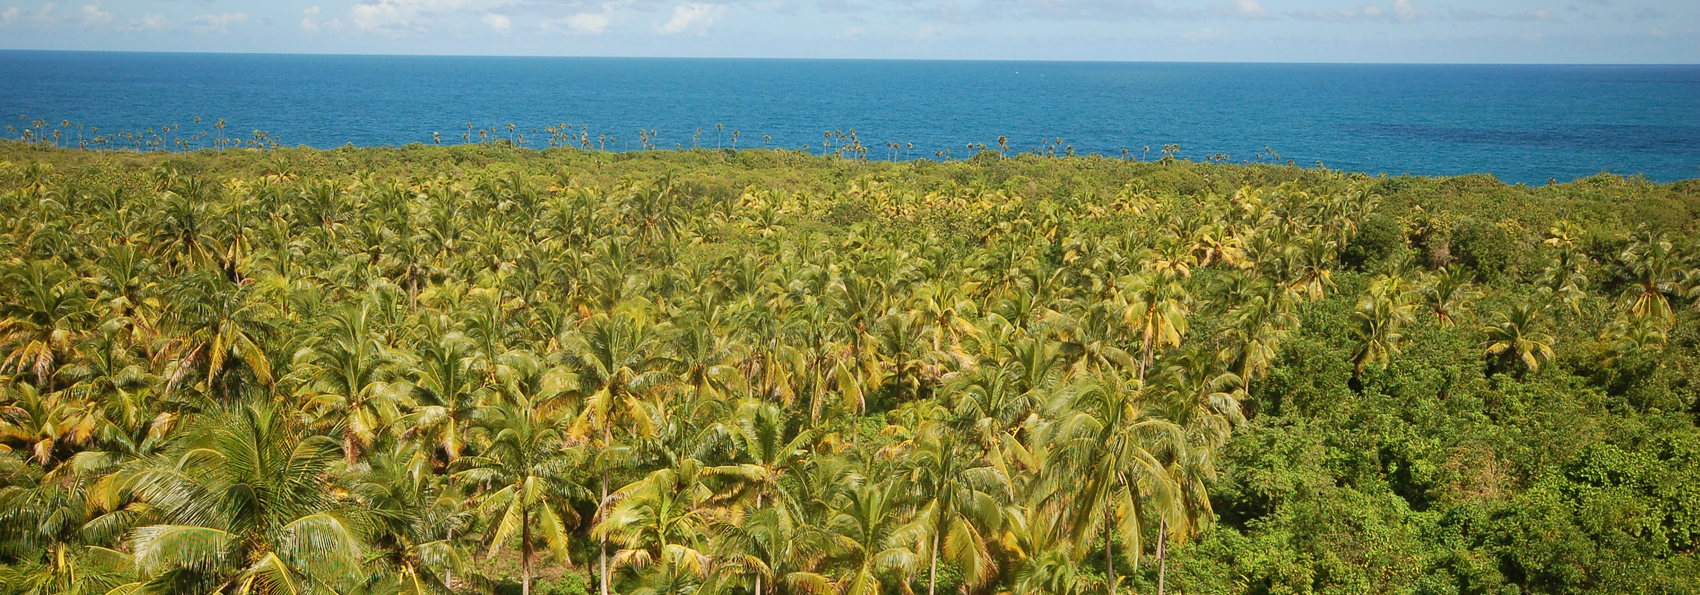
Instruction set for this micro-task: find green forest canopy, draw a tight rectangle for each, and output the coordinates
[2,141,1699,595]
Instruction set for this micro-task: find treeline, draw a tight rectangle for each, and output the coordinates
[1,142,1698,595]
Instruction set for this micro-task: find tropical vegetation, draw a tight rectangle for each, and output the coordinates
[2,138,1698,595]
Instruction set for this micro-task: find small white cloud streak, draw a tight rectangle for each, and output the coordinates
[1291,0,1427,23]
[1214,0,1269,19]
[347,0,476,37]
[79,3,112,25]
[194,12,248,32]
[482,12,509,32]
[658,2,723,35]
[569,12,610,33]
[125,13,169,30]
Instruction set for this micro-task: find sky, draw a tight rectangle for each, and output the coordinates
[0,0,1694,62]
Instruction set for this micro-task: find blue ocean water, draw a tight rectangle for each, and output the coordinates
[2,50,1696,185]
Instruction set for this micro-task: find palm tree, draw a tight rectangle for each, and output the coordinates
[672,318,748,405]
[1420,267,1479,329]
[1121,273,1189,384]
[294,302,409,467]
[1042,377,1180,595]
[1218,287,1296,396]
[397,321,487,463]
[1350,274,1416,377]
[0,381,91,469]
[598,459,714,595]
[709,505,833,595]
[895,422,1008,595]
[457,397,584,595]
[1,260,92,389]
[352,443,480,595]
[117,402,367,594]
[1616,229,1682,328]
[567,309,673,595]
[1479,302,1555,376]
[827,481,917,595]
[0,473,139,595]
[873,311,941,402]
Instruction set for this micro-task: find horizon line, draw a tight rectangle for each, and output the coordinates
[3,47,1697,67]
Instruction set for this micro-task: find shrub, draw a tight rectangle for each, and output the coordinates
[1451,219,1519,282]
[1342,213,1406,270]
[541,573,591,595]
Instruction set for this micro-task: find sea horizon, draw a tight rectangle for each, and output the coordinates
[4,49,1697,184]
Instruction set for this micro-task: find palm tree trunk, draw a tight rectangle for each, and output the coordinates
[446,527,456,590]
[756,492,765,595]
[601,450,611,595]
[1139,333,1155,387]
[1105,519,1116,595]
[1156,518,1168,595]
[344,425,359,467]
[928,533,940,595]
[523,506,534,595]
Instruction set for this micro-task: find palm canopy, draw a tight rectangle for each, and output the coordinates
[116,402,366,595]
[3,145,1681,595]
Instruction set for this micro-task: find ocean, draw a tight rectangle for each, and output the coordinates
[2,50,1696,185]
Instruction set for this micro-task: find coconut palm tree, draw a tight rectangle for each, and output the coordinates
[161,271,275,400]
[352,442,480,595]
[457,396,584,595]
[1420,267,1479,329]
[1121,273,1189,384]
[0,472,140,595]
[1616,229,1682,328]
[294,302,410,467]
[116,402,367,594]
[1350,274,1417,377]
[567,309,674,595]
[396,320,487,463]
[895,422,1008,595]
[826,481,917,595]
[1041,377,1180,595]
[1480,302,1555,376]
[708,504,833,595]
[1,260,92,389]
[598,458,715,595]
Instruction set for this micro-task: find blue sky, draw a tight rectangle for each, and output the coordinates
[0,0,1693,62]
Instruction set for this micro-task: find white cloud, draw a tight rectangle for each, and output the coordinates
[1450,8,1493,21]
[568,12,610,33]
[125,13,169,30]
[1291,1,1427,23]
[194,12,248,32]
[1508,8,1559,21]
[78,3,112,25]
[658,2,723,35]
[34,2,56,21]
[1391,0,1427,22]
[1214,0,1270,19]
[1182,26,1231,41]
[347,0,474,37]
[482,12,509,32]
[838,25,862,38]
[1630,7,1662,20]
[913,22,938,41]
[301,6,321,32]
[540,1,628,35]
[1,7,18,25]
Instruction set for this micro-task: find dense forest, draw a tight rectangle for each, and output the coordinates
[2,140,1698,595]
